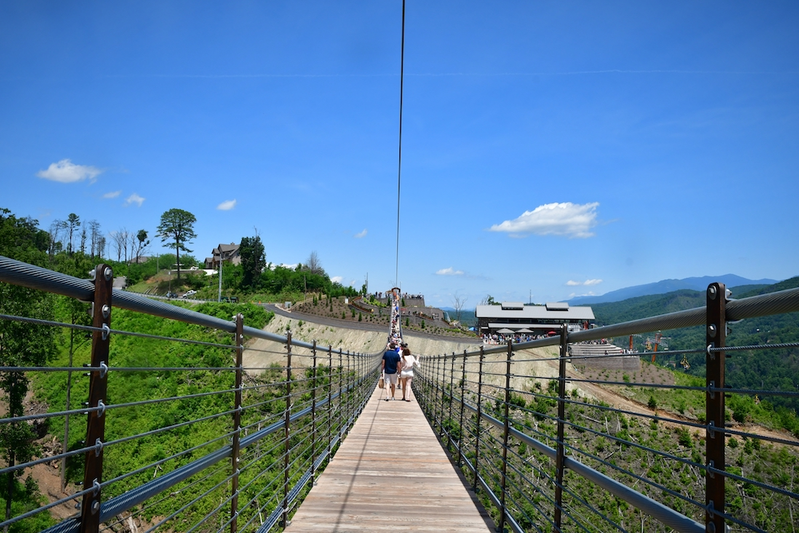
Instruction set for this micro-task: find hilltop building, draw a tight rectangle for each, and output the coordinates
[475,301,594,335]
[204,242,241,269]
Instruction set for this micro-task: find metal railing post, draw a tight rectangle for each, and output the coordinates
[346,350,351,429]
[80,264,113,533]
[436,354,444,433]
[310,341,318,486]
[229,314,244,533]
[327,346,333,461]
[473,346,485,491]
[554,323,569,532]
[457,349,467,467]
[338,348,343,438]
[448,351,456,449]
[281,332,293,528]
[499,340,513,533]
[706,283,727,533]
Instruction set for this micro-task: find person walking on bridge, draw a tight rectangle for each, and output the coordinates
[399,345,419,402]
[382,342,401,401]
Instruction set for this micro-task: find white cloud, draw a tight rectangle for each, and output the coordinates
[489,202,599,238]
[270,263,298,271]
[567,278,603,287]
[331,276,343,284]
[124,193,145,207]
[37,159,104,183]
[217,199,237,211]
[103,191,121,199]
[436,267,465,276]
[354,229,367,238]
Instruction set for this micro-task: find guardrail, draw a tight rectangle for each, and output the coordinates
[0,256,382,533]
[414,283,799,532]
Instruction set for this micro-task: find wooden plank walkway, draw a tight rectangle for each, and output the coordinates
[285,385,494,532]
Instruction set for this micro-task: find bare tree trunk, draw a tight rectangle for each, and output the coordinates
[79,227,87,254]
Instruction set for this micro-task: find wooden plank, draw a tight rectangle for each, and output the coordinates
[285,386,494,532]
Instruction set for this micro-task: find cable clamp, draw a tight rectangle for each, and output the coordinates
[97,399,106,418]
[102,323,110,340]
[94,438,104,457]
[99,361,108,379]
[707,460,715,478]
[707,420,715,439]
[708,381,715,400]
[92,478,101,496]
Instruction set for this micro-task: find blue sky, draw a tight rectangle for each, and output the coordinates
[2,1,798,308]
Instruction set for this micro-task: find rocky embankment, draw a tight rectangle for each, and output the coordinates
[244,312,482,371]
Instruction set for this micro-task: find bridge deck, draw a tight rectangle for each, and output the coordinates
[285,385,494,532]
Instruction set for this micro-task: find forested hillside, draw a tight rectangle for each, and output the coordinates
[591,277,799,429]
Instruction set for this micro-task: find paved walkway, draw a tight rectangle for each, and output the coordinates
[284,385,494,532]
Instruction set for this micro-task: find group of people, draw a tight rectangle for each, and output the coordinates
[380,288,419,401]
[482,332,547,345]
[381,341,419,401]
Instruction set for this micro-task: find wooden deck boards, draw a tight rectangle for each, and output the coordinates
[284,386,494,532]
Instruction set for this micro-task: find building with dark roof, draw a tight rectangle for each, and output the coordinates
[204,242,241,269]
[475,301,594,335]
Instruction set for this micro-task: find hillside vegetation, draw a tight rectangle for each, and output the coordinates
[592,277,799,435]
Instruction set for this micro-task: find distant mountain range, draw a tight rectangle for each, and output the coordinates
[567,275,778,305]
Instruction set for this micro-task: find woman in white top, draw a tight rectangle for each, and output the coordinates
[399,347,419,402]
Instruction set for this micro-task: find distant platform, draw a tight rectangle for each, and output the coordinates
[570,343,641,372]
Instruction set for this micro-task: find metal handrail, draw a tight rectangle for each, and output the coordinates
[0,256,318,350]
[3,255,799,532]
[414,284,799,533]
[0,255,382,533]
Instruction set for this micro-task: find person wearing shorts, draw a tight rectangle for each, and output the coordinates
[382,342,401,401]
[399,346,418,402]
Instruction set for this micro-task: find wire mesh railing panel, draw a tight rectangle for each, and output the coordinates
[0,257,381,533]
[415,283,799,533]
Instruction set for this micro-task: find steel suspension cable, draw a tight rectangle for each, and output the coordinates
[394,0,406,287]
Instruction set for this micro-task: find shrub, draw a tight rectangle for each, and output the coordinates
[676,427,692,448]
[509,393,526,409]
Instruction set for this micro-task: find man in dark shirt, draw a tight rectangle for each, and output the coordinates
[382,342,402,401]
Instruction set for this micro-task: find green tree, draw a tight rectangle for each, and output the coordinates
[135,229,149,262]
[239,235,266,290]
[0,209,57,523]
[156,209,197,281]
[65,213,80,255]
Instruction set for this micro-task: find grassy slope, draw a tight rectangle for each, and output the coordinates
[590,277,799,433]
[33,301,272,524]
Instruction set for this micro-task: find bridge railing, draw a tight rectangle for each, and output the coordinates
[415,283,799,533]
[0,256,382,533]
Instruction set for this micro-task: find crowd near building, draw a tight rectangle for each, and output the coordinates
[476,301,594,344]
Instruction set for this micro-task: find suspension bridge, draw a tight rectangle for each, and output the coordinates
[1,255,799,532]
